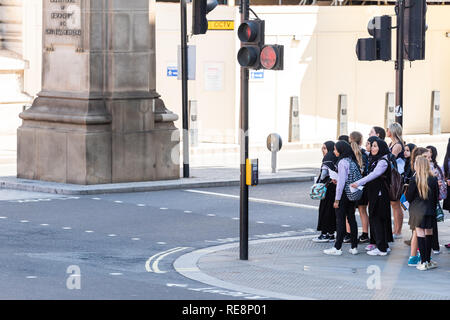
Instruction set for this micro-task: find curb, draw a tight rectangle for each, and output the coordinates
[0,174,315,195]
[173,235,318,300]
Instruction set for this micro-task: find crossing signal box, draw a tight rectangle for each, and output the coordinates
[246,159,259,186]
[404,0,427,61]
[357,15,392,61]
[192,0,218,35]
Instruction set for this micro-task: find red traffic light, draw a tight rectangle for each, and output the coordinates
[260,45,284,70]
[238,21,259,42]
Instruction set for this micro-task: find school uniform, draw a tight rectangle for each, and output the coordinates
[334,157,358,250]
[406,175,439,230]
[443,159,450,212]
[355,155,392,252]
[316,157,337,235]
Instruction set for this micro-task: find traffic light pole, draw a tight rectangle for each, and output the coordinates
[395,0,405,127]
[240,0,249,261]
[181,0,190,178]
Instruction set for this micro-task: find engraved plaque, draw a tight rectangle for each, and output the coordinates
[44,0,83,49]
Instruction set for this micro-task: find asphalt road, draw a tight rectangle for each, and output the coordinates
[0,181,336,300]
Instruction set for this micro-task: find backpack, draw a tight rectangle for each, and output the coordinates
[383,157,403,201]
[344,159,363,201]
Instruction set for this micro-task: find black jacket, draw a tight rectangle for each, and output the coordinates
[406,175,439,216]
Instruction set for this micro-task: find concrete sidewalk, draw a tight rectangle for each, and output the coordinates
[0,167,316,195]
[175,218,450,300]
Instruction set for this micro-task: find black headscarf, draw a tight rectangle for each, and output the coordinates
[368,138,390,171]
[338,135,349,144]
[322,141,338,171]
[335,140,358,168]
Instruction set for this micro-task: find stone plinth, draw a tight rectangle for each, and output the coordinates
[17,0,180,185]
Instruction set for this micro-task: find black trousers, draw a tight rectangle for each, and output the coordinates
[335,192,357,250]
[432,217,439,251]
[370,213,388,252]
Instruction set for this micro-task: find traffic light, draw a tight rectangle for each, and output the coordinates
[192,0,218,35]
[237,20,265,69]
[403,0,427,61]
[237,20,284,70]
[356,15,392,61]
[260,45,284,70]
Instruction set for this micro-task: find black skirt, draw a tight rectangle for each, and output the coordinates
[356,187,369,206]
[409,200,436,230]
[416,215,436,229]
[317,183,336,234]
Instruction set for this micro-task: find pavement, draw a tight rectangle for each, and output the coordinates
[174,217,450,300]
[0,167,316,195]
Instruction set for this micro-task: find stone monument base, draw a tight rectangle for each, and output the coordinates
[18,95,180,185]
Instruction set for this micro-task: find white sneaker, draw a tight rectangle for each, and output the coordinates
[416,262,428,271]
[323,247,342,256]
[349,248,359,255]
[433,250,440,255]
[427,261,438,269]
[367,248,388,256]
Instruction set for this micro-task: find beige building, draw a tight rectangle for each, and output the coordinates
[2,1,450,146]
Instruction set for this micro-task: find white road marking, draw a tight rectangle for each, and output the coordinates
[257,221,265,224]
[160,207,168,210]
[109,273,123,276]
[108,234,117,237]
[232,217,239,220]
[40,224,49,226]
[132,238,140,241]
[281,225,291,228]
[63,227,72,230]
[207,214,216,217]
[26,276,37,279]
[157,242,167,245]
[145,247,190,274]
[167,283,188,288]
[184,211,192,213]
[114,201,123,204]
[0,217,8,219]
[137,204,146,207]
[92,198,101,200]
[184,189,319,210]
[20,220,30,223]
[85,230,94,233]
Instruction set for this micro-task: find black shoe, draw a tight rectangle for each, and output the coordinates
[328,234,335,242]
[312,233,330,243]
[343,235,351,243]
[358,234,369,243]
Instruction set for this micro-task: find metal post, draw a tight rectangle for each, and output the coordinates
[240,0,249,261]
[395,0,405,126]
[181,0,190,178]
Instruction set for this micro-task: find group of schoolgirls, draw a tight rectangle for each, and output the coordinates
[313,123,450,270]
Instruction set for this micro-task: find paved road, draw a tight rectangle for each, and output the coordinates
[0,181,325,300]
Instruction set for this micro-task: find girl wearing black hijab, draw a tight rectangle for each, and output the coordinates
[351,138,393,256]
[313,141,338,243]
[323,141,359,255]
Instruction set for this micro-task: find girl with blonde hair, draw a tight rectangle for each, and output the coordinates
[406,156,439,270]
[387,122,406,239]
